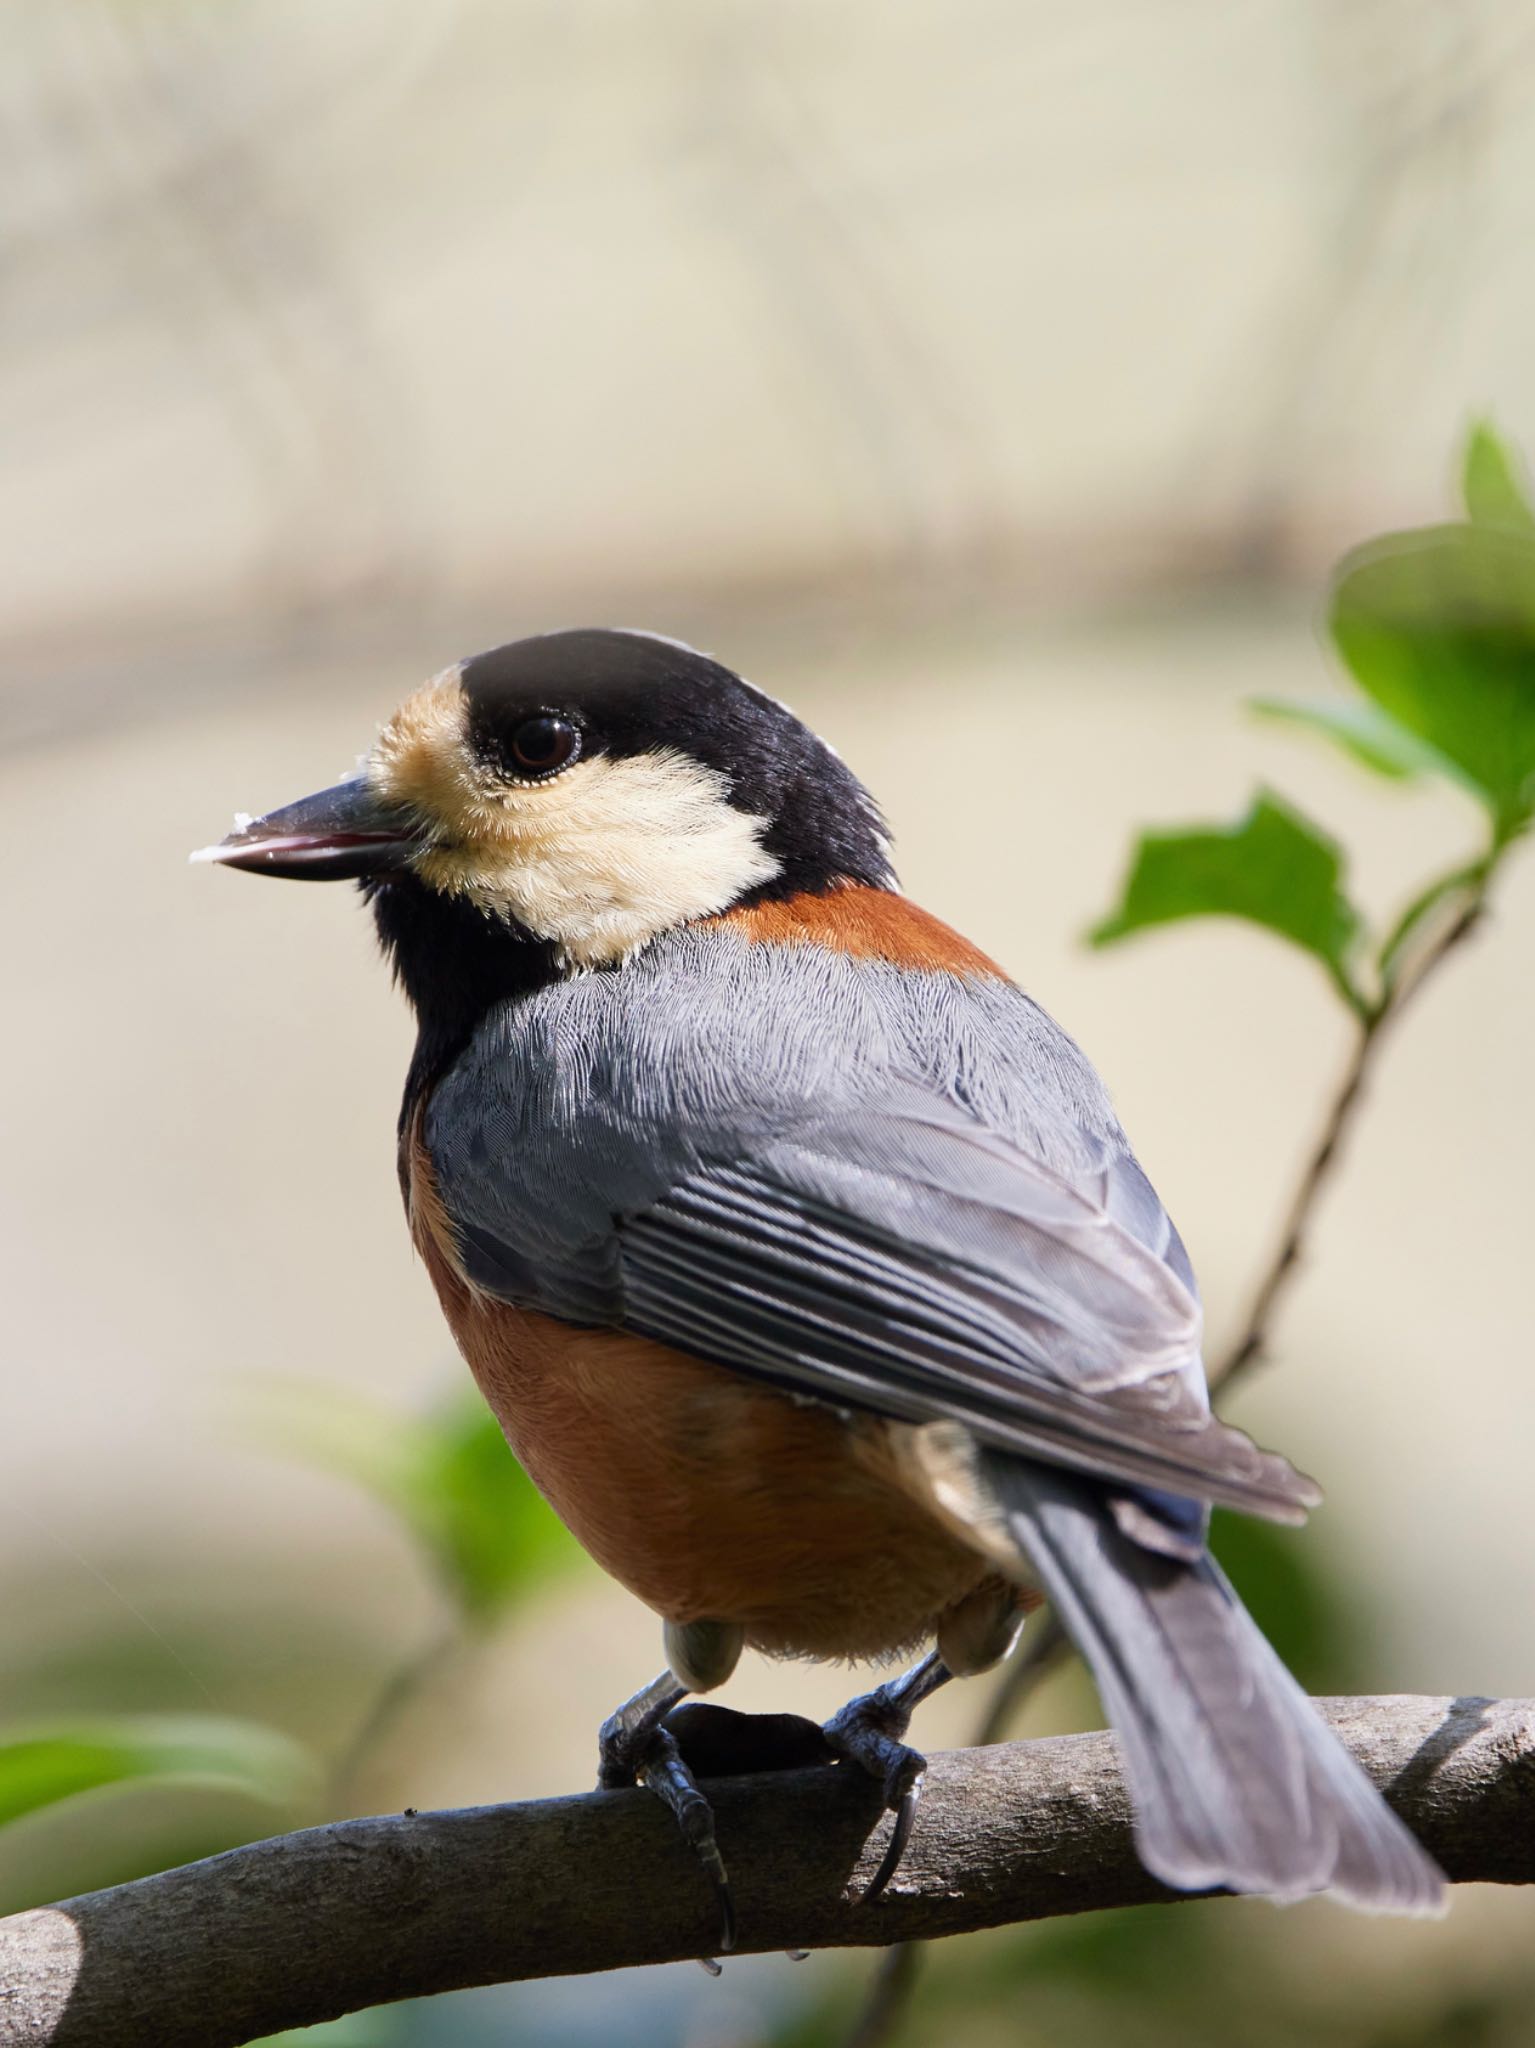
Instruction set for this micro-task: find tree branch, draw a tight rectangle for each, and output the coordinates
[0,1696,1530,2048]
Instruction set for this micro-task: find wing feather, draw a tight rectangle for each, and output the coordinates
[619,1112,1316,1522]
[423,925,1315,1523]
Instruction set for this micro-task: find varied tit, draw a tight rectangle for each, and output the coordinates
[197,628,1443,1947]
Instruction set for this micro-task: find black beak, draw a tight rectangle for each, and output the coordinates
[191,777,423,882]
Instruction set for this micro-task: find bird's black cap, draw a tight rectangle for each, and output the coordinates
[460,630,892,902]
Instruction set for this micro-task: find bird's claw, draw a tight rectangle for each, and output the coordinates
[864,1768,926,1901]
[599,1702,734,1958]
[821,1680,930,1899]
[639,1723,737,1955]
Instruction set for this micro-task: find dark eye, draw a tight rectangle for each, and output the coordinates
[508,715,580,778]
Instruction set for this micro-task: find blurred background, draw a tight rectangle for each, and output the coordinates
[4,2,1535,2043]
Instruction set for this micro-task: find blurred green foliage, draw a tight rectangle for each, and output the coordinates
[1331,522,1535,840]
[842,1896,1535,2048]
[1249,698,1441,781]
[1094,421,1534,1013]
[254,2021,404,2048]
[0,1716,313,1832]
[1206,1512,1353,1692]
[1461,419,1535,537]
[249,1380,580,1632]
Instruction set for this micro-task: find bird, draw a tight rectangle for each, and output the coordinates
[196,627,1444,1946]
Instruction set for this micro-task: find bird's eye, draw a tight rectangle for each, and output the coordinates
[508,715,580,778]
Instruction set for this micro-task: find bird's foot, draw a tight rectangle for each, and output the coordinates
[597,1671,686,1787]
[822,1652,951,1900]
[637,1721,737,1959]
[598,1675,735,1958]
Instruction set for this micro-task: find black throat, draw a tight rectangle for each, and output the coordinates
[365,875,561,1127]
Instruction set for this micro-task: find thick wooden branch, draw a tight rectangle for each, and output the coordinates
[1,1695,1531,2048]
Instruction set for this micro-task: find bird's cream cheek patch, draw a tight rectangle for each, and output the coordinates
[367,668,494,834]
[421,749,782,968]
[366,677,780,968]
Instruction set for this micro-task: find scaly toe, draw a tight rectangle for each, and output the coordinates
[636,1722,736,1956]
[821,1684,930,1899]
[863,1766,926,1901]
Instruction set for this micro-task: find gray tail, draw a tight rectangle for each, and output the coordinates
[984,1454,1445,1914]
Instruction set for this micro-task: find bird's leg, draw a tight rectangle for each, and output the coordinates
[596,1670,688,1788]
[822,1651,952,1900]
[596,1619,744,1956]
[826,1580,1031,1900]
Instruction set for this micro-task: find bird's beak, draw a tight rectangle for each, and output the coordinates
[191,776,423,882]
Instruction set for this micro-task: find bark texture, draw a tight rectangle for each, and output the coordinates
[0,1695,1530,2048]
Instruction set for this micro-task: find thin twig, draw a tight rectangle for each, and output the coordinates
[1218,884,1485,1396]
[843,1942,924,2048]
[1212,1010,1378,1389]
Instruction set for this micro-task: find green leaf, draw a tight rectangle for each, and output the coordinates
[1330,522,1535,836]
[0,1717,314,1832]
[248,1381,580,1629]
[1249,697,1445,781]
[420,1397,579,1623]
[1089,791,1367,1011]
[1462,419,1535,532]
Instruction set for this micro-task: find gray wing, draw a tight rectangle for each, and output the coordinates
[617,1084,1312,1522]
[426,924,1315,1524]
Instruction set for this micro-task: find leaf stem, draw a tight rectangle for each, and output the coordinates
[1376,859,1491,998]
[1212,1007,1380,1392]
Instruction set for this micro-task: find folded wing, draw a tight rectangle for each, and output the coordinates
[424,927,1314,1524]
[616,1080,1316,1522]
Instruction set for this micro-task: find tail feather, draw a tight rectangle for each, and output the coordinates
[981,1453,1445,1914]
